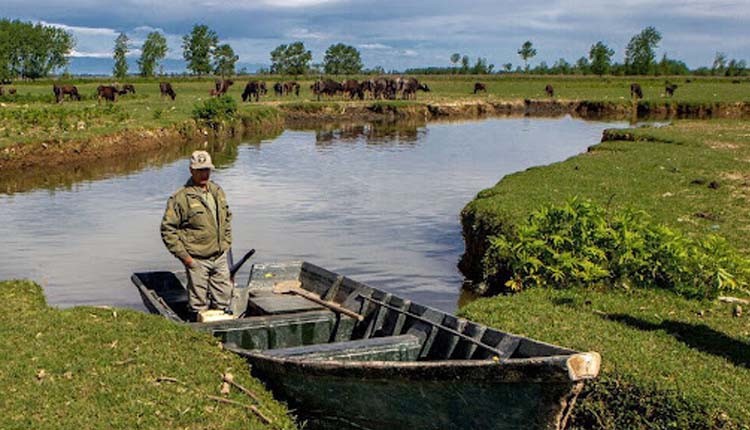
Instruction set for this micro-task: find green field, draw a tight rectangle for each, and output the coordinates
[1,75,750,149]
[0,280,296,429]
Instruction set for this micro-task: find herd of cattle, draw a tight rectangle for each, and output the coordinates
[0,79,688,104]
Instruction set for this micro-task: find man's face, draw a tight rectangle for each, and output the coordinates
[191,168,211,186]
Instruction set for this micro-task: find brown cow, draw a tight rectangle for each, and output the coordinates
[630,83,643,99]
[474,82,487,94]
[283,81,300,96]
[53,84,81,103]
[159,82,176,100]
[311,79,343,101]
[97,85,118,102]
[545,84,554,97]
[213,79,234,96]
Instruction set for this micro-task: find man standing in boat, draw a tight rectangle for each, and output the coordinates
[160,150,233,320]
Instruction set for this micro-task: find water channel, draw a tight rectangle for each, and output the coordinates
[0,116,631,312]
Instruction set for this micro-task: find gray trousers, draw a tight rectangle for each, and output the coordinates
[186,252,233,312]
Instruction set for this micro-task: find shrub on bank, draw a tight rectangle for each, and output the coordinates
[482,198,750,299]
[192,96,238,127]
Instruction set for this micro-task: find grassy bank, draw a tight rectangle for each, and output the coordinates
[2,75,750,151]
[461,120,750,280]
[0,280,296,430]
[459,287,750,429]
[459,119,750,428]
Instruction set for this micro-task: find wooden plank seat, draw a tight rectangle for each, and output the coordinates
[264,334,423,362]
[217,310,341,350]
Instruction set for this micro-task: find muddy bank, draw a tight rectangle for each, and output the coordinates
[2,99,749,176]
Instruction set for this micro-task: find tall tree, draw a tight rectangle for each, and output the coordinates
[712,52,727,76]
[270,41,312,75]
[460,55,470,74]
[323,43,363,74]
[112,33,129,79]
[0,19,74,80]
[624,26,661,75]
[503,63,513,73]
[588,41,614,76]
[575,57,590,75]
[518,41,536,72]
[213,43,238,77]
[182,24,218,75]
[138,31,167,77]
[450,53,461,73]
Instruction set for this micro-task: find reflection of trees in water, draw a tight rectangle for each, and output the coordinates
[0,128,282,195]
[312,120,427,147]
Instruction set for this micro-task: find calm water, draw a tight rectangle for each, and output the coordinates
[0,117,628,311]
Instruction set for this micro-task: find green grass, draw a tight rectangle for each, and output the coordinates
[459,287,750,429]
[0,280,296,430]
[2,75,749,149]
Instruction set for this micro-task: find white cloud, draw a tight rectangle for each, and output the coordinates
[69,49,113,58]
[359,43,391,50]
[286,28,327,40]
[402,49,418,57]
[41,21,118,36]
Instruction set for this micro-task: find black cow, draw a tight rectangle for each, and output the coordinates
[159,82,176,100]
[242,80,266,102]
[341,79,364,100]
[360,80,375,99]
[372,78,395,99]
[53,84,81,103]
[273,82,283,96]
[474,82,487,94]
[665,83,678,97]
[545,84,554,97]
[119,84,136,95]
[630,83,643,99]
[214,79,234,96]
[312,78,343,101]
[401,77,430,100]
[97,85,118,102]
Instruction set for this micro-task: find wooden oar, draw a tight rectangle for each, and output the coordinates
[272,280,364,321]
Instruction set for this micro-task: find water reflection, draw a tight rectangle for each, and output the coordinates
[0,128,282,195]
[309,120,427,146]
[0,116,629,312]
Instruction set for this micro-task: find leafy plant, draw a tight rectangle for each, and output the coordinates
[482,198,750,299]
[191,96,237,127]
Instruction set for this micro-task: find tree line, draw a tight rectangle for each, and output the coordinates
[0,19,747,80]
[418,27,746,77]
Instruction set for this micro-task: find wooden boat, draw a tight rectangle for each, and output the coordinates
[132,260,600,430]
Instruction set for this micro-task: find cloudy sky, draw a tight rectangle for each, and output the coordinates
[5,0,749,73]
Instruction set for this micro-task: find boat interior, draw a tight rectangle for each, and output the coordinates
[132,261,575,363]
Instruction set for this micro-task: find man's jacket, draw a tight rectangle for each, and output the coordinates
[161,178,232,261]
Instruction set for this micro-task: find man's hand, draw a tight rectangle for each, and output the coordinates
[183,256,195,268]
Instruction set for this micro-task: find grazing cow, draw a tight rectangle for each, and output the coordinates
[372,78,394,99]
[311,78,343,101]
[119,84,136,95]
[474,82,487,94]
[360,80,375,99]
[732,79,741,84]
[341,79,364,100]
[53,84,81,103]
[273,82,283,96]
[242,80,266,102]
[159,82,176,100]
[282,81,300,96]
[665,83,678,97]
[97,85,118,102]
[0,86,12,96]
[401,77,430,100]
[545,84,554,97]
[213,79,234,96]
[630,83,643,100]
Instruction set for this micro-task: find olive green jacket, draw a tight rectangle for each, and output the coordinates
[160,178,232,261]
